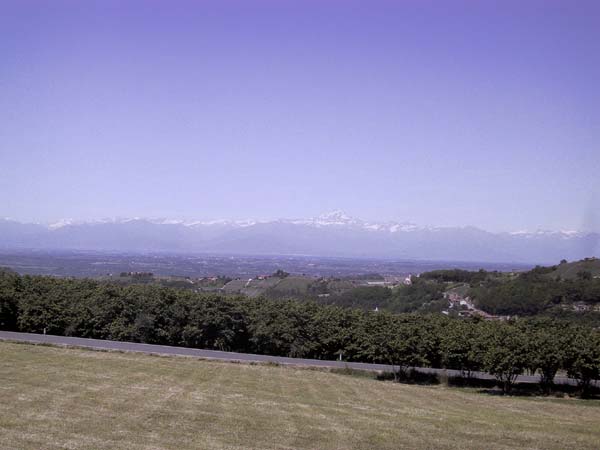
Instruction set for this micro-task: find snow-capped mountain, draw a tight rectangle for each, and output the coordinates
[40,211,423,233]
[0,212,598,263]
[285,210,422,232]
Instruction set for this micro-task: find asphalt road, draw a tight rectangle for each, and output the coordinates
[0,330,591,387]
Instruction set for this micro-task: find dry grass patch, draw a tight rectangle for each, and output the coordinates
[1,342,599,450]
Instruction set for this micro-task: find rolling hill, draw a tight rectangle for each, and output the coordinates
[549,258,600,279]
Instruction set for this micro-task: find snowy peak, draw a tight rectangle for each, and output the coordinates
[308,211,423,233]
[507,229,585,239]
[309,210,362,227]
[2,214,593,239]
[48,219,75,230]
[189,219,259,228]
[316,210,356,224]
[1,214,598,263]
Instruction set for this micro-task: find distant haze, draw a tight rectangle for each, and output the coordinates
[1,212,598,264]
[1,1,599,232]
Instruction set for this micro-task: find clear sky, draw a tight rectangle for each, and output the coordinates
[1,0,599,232]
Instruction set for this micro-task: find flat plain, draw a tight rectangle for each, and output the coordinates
[1,342,599,450]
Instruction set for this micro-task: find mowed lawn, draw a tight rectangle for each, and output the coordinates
[1,342,599,450]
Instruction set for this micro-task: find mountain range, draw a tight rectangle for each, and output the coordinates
[1,211,598,264]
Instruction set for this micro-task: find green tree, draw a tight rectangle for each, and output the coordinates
[482,323,529,393]
[529,326,568,393]
[441,320,485,378]
[564,329,600,397]
[0,270,20,331]
[358,313,426,380]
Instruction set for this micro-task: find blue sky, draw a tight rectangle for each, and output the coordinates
[1,0,599,232]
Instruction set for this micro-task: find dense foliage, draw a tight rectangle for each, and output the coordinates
[405,263,600,320]
[1,271,599,395]
[323,278,447,314]
[420,269,493,284]
[470,270,600,316]
[320,286,393,310]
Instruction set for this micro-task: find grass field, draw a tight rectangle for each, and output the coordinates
[1,342,599,450]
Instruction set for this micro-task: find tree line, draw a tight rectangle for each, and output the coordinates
[1,270,599,395]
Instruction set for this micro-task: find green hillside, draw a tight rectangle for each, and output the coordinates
[550,258,600,279]
[1,342,599,450]
[265,276,316,298]
[222,277,282,297]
